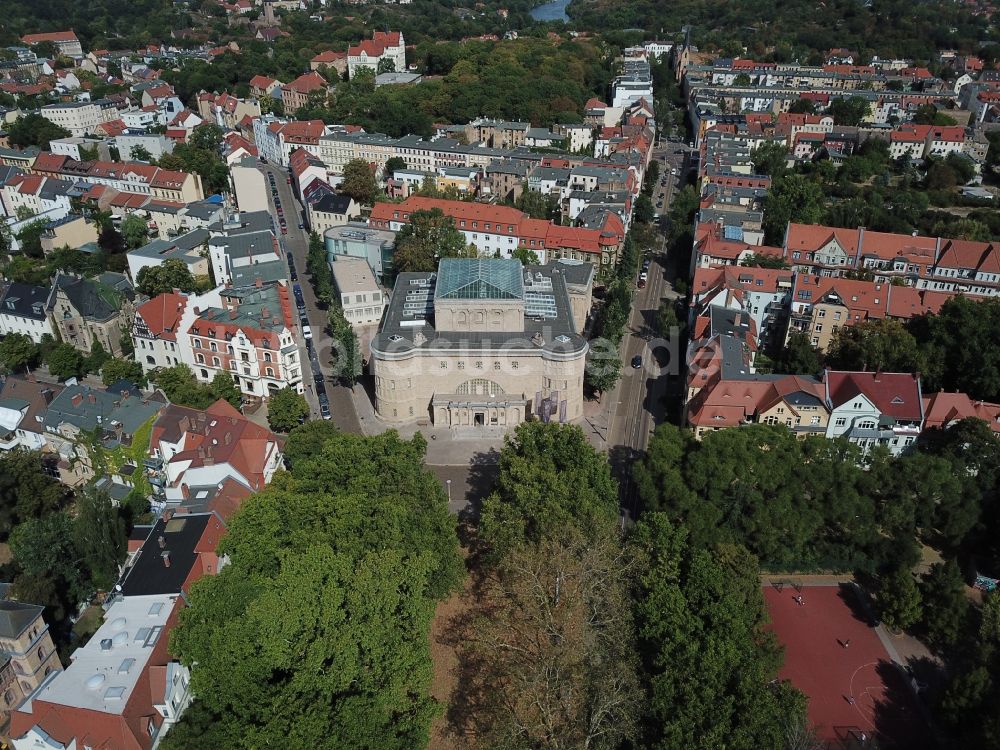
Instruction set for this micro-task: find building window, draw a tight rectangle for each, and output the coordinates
[457,362,465,370]
[440,361,447,369]
[213,357,220,366]
[196,354,204,364]
[266,367,274,377]
[200,369,209,378]
[264,352,272,363]
[512,361,518,369]
[475,361,483,369]
[834,417,846,427]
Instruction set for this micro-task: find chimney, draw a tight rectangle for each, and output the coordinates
[255,278,263,288]
[224,431,232,446]
[193,306,200,314]
[41,388,54,405]
[88,394,97,404]
[71,393,83,408]
[229,310,237,320]
[261,307,270,319]
[157,535,166,549]
[161,550,171,567]
[733,312,742,327]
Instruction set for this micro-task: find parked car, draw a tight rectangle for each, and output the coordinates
[631,354,643,369]
[302,325,312,340]
[637,279,646,289]
[320,400,331,420]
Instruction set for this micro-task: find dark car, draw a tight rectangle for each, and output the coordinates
[631,354,643,369]
[293,284,305,307]
[320,400,331,420]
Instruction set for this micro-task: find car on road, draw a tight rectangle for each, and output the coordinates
[637,279,646,289]
[281,226,287,234]
[320,399,331,420]
[298,222,304,229]
[293,284,305,308]
[302,325,312,340]
[631,354,643,369]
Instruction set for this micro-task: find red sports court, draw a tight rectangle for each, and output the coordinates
[764,583,934,749]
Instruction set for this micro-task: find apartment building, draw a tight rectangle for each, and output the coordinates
[46,272,137,357]
[0,283,56,343]
[133,292,187,373]
[179,283,303,399]
[20,30,83,58]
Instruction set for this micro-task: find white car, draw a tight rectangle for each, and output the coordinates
[302,325,313,340]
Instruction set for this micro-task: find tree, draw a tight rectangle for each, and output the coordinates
[876,566,923,631]
[384,156,406,177]
[512,246,540,265]
[282,420,339,468]
[15,220,49,258]
[306,232,332,305]
[153,364,215,409]
[827,96,870,126]
[328,307,360,386]
[129,144,153,162]
[741,252,789,269]
[376,57,396,74]
[101,357,146,387]
[392,209,471,273]
[926,160,958,191]
[72,486,126,590]
[340,158,378,205]
[634,193,656,223]
[771,331,822,375]
[752,141,790,177]
[165,430,461,748]
[480,421,618,553]
[634,514,807,749]
[788,98,816,114]
[763,174,826,245]
[919,559,970,649]
[826,318,924,372]
[644,160,661,193]
[120,214,149,249]
[209,371,241,409]
[0,450,68,538]
[45,343,84,381]
[515,188,559,220]
[10,513,89,603]
[266,387,309,433]
[0,333,39,373]
[85,340,109,375]
[460,525,641,748]
[7,113,70,150]
[136,258,197,296]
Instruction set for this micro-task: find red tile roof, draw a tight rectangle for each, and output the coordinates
[825,370,923,421]
[922,391,1000,433]
[283,71,327,95]
[136,292,187,342]
[21,30,78,44]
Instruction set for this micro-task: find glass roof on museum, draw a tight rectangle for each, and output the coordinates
[434,258,524,300]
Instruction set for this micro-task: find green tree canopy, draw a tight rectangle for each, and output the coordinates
[101,357,146,387]
[480,421,618,554]
[136,258,197,296]
[165,430,461,748]
[45,343,84,381]
[266,387,308,433]
[7,113,70,150]
[340,158,378,205]
[0,333,40,374]
[392,208,473,273]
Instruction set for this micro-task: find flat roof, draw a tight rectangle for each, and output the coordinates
[116,514,212,597]
[330,258,379,294]
[20,594,177,716]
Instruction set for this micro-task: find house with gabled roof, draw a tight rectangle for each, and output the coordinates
[0,597,62,735]
[922,391,1000,434]
[0,282,56,343]
[147,399,283,506]
[823,370,923,455]
[133,292,187,374]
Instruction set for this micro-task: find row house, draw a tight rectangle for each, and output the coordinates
[195,91,262,130]
[11,513,226,750]
[178,282,303,399]
[0,282,56,343]
[310,49,348,76]
[782,223,1000,296]
[690,221,781,274]
[248,74,284,100]
[687,374,828,438]
[824,370,923,454]
[0,377,62,453]
[280,71,328,114]
[253,117,328,167]
[369,196,624,269]
[32,152,205,202]
[147,399,283,505]
[922,391,1000,434]
[208,229,281,287]
[691,265,793,351]
[134,291,187,373]
[0,173,74,222]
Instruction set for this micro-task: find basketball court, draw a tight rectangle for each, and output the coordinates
[764,583,934,750]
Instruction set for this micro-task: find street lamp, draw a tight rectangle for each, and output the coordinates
[446,479,452,504]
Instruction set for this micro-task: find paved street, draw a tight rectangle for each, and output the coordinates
[260,160,361,431]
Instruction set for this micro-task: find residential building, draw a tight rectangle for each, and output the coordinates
[133,292,187,374]
[922,391,1000,434]
[0,378,62,452]
[823,370,923,455]
[347,31,405,79]
[46,272,137,357]
[0,283,55,343]
[147,399,284,505]
[207,229,280,287]
[230,161,269,214]
[180,282,302,399]
[127,229,211,281]
[331,259,385,328]
[39,214,99,255]
[42,383,164,486]
[280,72,328,114]
[369,196,625,269]
[0,599,61,736]
[370,258,589,427]
[10,513,226,750]
[39,103,103,138]
[310,50,348,76]
[307,192,359,234]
